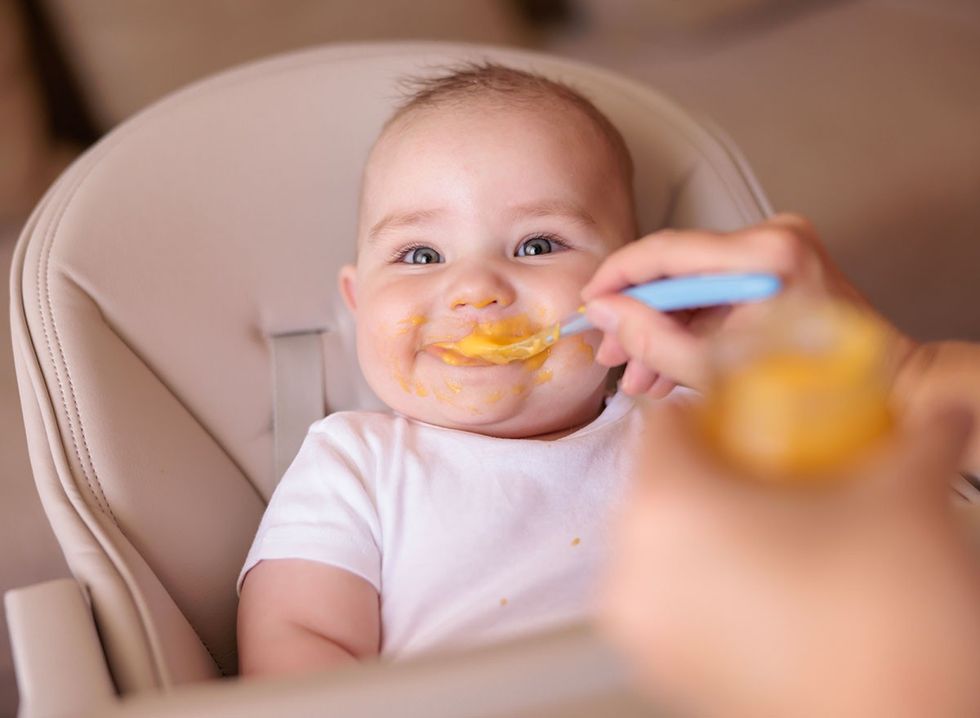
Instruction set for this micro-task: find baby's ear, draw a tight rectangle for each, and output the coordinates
[338,265,358,313]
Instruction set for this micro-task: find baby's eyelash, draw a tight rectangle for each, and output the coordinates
[519,232,573,253]
[529,232,570,249]
[388,243,427,263]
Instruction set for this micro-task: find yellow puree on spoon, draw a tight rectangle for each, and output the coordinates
[434,316,558,365]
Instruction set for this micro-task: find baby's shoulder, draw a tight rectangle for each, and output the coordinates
[308,409,407,445]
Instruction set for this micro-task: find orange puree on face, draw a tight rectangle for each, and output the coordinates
[434,315,558,365]
[396,315,427,334]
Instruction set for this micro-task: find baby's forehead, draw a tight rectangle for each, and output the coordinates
[365,98,614,179]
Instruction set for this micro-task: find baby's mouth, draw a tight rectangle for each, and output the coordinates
[423,315,551,367]
[423,344,496,367]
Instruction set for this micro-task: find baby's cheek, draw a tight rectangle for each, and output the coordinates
[571,335,598,365]
[517,337,599,394]
[549,335,599,373]
[358,320,417,390]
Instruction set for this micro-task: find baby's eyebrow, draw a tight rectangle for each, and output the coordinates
[512,200,597,228]
[367,208,445,243]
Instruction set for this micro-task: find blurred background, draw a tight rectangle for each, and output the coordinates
[1,0,978,713]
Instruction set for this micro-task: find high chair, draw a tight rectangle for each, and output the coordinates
[5,42,771,717]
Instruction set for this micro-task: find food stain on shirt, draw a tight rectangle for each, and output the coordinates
[500,597,508,607]
[571,537,581,547]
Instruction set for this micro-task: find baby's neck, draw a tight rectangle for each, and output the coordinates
[393,385,614,440]
[523,419,597,441]
[529,399,611,440]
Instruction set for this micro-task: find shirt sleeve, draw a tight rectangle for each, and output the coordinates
[237,419,382,595]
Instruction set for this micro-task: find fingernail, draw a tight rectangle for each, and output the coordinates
[586,300,620,332]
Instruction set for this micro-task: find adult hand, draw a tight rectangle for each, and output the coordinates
[600,399,980,717]
[581,214,915,397]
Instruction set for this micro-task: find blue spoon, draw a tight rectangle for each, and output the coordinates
[486,273,782,362]
[559,272,782,337]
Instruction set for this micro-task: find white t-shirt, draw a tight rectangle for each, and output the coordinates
[239,391,643,659]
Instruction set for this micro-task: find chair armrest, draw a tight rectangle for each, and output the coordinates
[5,578,116,718]
[93,624,656,718]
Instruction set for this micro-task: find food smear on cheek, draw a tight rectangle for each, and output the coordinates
[574,336,596,364]
[484,390,503,404]
[386,348,412,393]
[396,315,428,334]
[384,319,431,395]
[533,369,553,385]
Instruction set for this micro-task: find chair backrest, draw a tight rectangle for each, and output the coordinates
[9,41,771,695]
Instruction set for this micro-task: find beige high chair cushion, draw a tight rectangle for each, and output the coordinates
[9,42,770,697]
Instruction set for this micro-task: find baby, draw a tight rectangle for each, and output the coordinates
[237,62,649,677]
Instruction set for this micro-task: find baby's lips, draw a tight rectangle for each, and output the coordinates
[422,343,495,367]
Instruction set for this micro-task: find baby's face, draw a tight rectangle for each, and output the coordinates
[340,103,635,437]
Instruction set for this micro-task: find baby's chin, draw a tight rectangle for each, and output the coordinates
[373,377,608,439]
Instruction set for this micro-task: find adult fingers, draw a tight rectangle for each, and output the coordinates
[595,333,630,368]
[587,295,708,390]
[621,360,660,396]
[581,214,815,301]
[646,373,678,400]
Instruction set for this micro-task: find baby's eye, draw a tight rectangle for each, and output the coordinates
[516,235,562,257]
[400,246,443,265]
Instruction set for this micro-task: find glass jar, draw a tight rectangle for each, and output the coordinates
[700,300,896,482]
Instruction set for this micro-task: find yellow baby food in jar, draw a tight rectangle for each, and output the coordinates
[701,301,895,481]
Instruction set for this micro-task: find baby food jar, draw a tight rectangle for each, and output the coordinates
[700,300,896,482]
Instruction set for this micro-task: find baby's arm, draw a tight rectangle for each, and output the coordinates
[237,558,380,677]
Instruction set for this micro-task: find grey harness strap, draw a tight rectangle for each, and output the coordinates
[270,330,327,479]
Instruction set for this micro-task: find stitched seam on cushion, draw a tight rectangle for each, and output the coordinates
[37,154,251,681]
[37,160,184,687]
[38,180,117,524]
[58,266,264,507]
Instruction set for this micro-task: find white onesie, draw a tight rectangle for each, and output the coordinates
[238,391,643,659]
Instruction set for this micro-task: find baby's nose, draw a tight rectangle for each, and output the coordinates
[452,296,500,310]
[446,265,517,312]
[449,284,517,312]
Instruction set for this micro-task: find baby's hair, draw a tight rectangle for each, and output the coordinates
[384,61,634,185]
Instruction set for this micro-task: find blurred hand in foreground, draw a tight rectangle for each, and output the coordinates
[600,399,980,718]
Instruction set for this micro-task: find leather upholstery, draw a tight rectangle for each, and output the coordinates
[9,41,771,696]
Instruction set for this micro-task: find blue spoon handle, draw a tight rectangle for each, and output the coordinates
[559,273,782,337]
